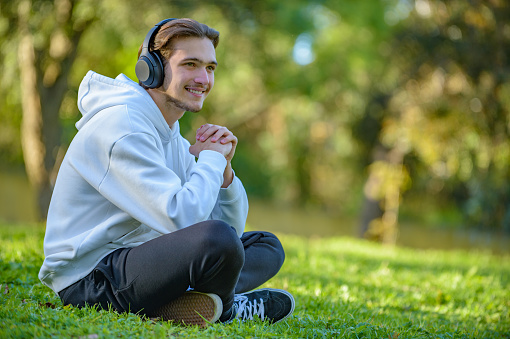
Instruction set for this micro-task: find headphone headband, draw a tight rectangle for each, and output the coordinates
[135,18,176,88]
[140,18,176,55]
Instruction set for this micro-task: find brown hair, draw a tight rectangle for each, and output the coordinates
[137,18,219,61]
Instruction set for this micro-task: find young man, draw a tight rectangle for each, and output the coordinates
[38,18,294,327]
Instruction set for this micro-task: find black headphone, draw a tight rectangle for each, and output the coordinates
[135,18,176,89]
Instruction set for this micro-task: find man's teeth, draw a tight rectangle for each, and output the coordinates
[187,89,203,94]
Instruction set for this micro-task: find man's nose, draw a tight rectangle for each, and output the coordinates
[194,67,210,84]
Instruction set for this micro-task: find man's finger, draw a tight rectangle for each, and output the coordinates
[220,134,237,144]
[196,124,213,140]
[211,128,230,142]
[197,124,221,141]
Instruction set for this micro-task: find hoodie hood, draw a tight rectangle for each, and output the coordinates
[76,71,175,140]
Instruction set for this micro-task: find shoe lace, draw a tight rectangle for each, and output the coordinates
[234,295,265,321]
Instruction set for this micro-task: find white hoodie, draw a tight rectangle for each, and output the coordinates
[39,71,248,293]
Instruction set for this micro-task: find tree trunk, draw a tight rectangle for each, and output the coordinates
[17,0,91,220]
[358,193,383,238]
[18,34,53,220]
[359,143,405,245]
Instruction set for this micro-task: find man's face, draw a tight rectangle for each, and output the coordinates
[160,37,217,113]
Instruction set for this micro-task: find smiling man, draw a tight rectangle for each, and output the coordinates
[39,18,294,327]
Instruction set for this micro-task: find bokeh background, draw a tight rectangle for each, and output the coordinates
[1,0,509,254]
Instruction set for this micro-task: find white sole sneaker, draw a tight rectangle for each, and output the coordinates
[149,291,222,327]
[233,288,295,324]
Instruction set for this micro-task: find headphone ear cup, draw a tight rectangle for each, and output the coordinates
[135,51,164,89]
[149,51,165,88]
[136,18,176,88]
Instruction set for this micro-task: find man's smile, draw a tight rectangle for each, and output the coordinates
[186,87,206,96]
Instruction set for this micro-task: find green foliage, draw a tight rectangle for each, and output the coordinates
[1,222,509,338]
[377,0,510,231]
[0,0,398,209]
[0,1,23,164]
[1,0,510,231]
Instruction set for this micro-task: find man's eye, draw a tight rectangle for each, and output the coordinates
[186,62,195,67]
[207,66,216,72]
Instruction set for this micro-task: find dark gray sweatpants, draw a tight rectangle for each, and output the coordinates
[58,220,285,318]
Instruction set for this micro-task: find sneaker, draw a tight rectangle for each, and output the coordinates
[148,291,222,327]
[231,288,295,324]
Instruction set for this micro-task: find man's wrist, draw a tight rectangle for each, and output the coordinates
[222,162,234,188]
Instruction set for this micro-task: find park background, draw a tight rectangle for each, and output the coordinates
[1,0,510,253]
[1,1,510,337]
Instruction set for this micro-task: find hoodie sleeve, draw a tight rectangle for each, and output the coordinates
[210,176,248,236]
[181,140,248,236]
[98,132,227,234]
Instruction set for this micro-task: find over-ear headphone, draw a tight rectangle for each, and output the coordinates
[135,18,176,89]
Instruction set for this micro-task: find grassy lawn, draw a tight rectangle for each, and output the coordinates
[0,222,509,338]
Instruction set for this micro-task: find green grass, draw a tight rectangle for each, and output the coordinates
[0,222,509,338]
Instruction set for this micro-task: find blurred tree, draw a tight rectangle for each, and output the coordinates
[0,0,399,221]
[0,0,175,219]
[6,0,507,239]
[361,0,510,236]
[205,0,397,212]
[8,0,97,219]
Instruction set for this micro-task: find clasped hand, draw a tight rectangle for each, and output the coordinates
[189,124,237,161]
